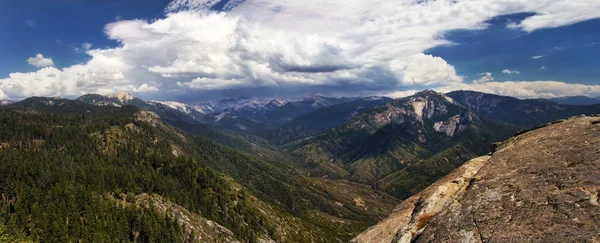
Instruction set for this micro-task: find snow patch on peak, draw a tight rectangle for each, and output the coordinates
[268,98,288,107]
[364,96,384,101]
[108,91,134,103]
[214,113,227,122]
[193,104,214,114]
[153,101,192,114]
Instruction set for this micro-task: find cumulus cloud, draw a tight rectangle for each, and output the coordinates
[82,42,93,50]
[531,55,546,59]
[1,0,600,100]
[541,66,546,70]
[2,51,129,99]
[384,89,419,98]
[27,54,54,67]
[437,81,600,99]
[473,72,494,84]
[510,1,600,32]
[502,69,520,74]
[134,84,159,93]
[391,54,463,86]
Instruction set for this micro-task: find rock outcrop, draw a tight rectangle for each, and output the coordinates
[135,193,240,243]
[295,90,517,201]
[352,115,600,242]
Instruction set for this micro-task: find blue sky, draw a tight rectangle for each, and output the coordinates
[427,13,600,85]
[0,0,167,75]
[0,0,599,101]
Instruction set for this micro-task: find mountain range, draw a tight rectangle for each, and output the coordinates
[292,90,519,199]
[549,95,600,105]
[1,89,600,242]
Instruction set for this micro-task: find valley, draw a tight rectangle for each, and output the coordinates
[1,90,599,242]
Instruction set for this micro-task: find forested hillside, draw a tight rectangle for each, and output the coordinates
[0,98,398,242]
[0,99,272,242]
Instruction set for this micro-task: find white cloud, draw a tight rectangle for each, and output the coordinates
[541,66,546,70]
[185,77,248,90]
[82,43,93,50]
[384,89,418,98]
[134,84,159,93]
[1,0,600,99]
[27,54,54,67]
[473,72,494,84]
[502,69,520,74]
[391,54,463,86]
[511,1,600,32]
[437,81,600,99]
[531,55,546,59]
[24,20,35,28]
[2,51,129,99]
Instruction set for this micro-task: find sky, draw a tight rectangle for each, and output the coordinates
[0,0,599,101]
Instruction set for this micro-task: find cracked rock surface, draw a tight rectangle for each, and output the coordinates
[352,115,600,243]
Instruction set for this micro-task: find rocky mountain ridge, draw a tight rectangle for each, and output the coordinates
[294,90,517,198]
[352,114,600,243]
[550,95,600,105]
[269,96,393,145]
[447,90,600,128]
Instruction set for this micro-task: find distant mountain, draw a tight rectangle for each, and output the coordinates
[192,96,282,115]
[447,90,600,128]
[295,90,517,199]
[77,92,271,138]
[261,95,357,126]
[7,96,138,115]
[187,95,359,136]
[77,92,207,124]
[353,115,600,243]
[77,92,145,106]
[549,95,600,105]
[189,95,329,117]
[76,93,359,138]
[269,96,392,145]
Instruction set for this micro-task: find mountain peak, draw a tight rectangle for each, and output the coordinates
[299,94,325,101]
[411,89,445,98]
[403,89,455,105]
[267,98,288,107]
[107,91,134,103]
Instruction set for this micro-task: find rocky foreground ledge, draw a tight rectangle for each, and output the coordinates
[352,115,600,243]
